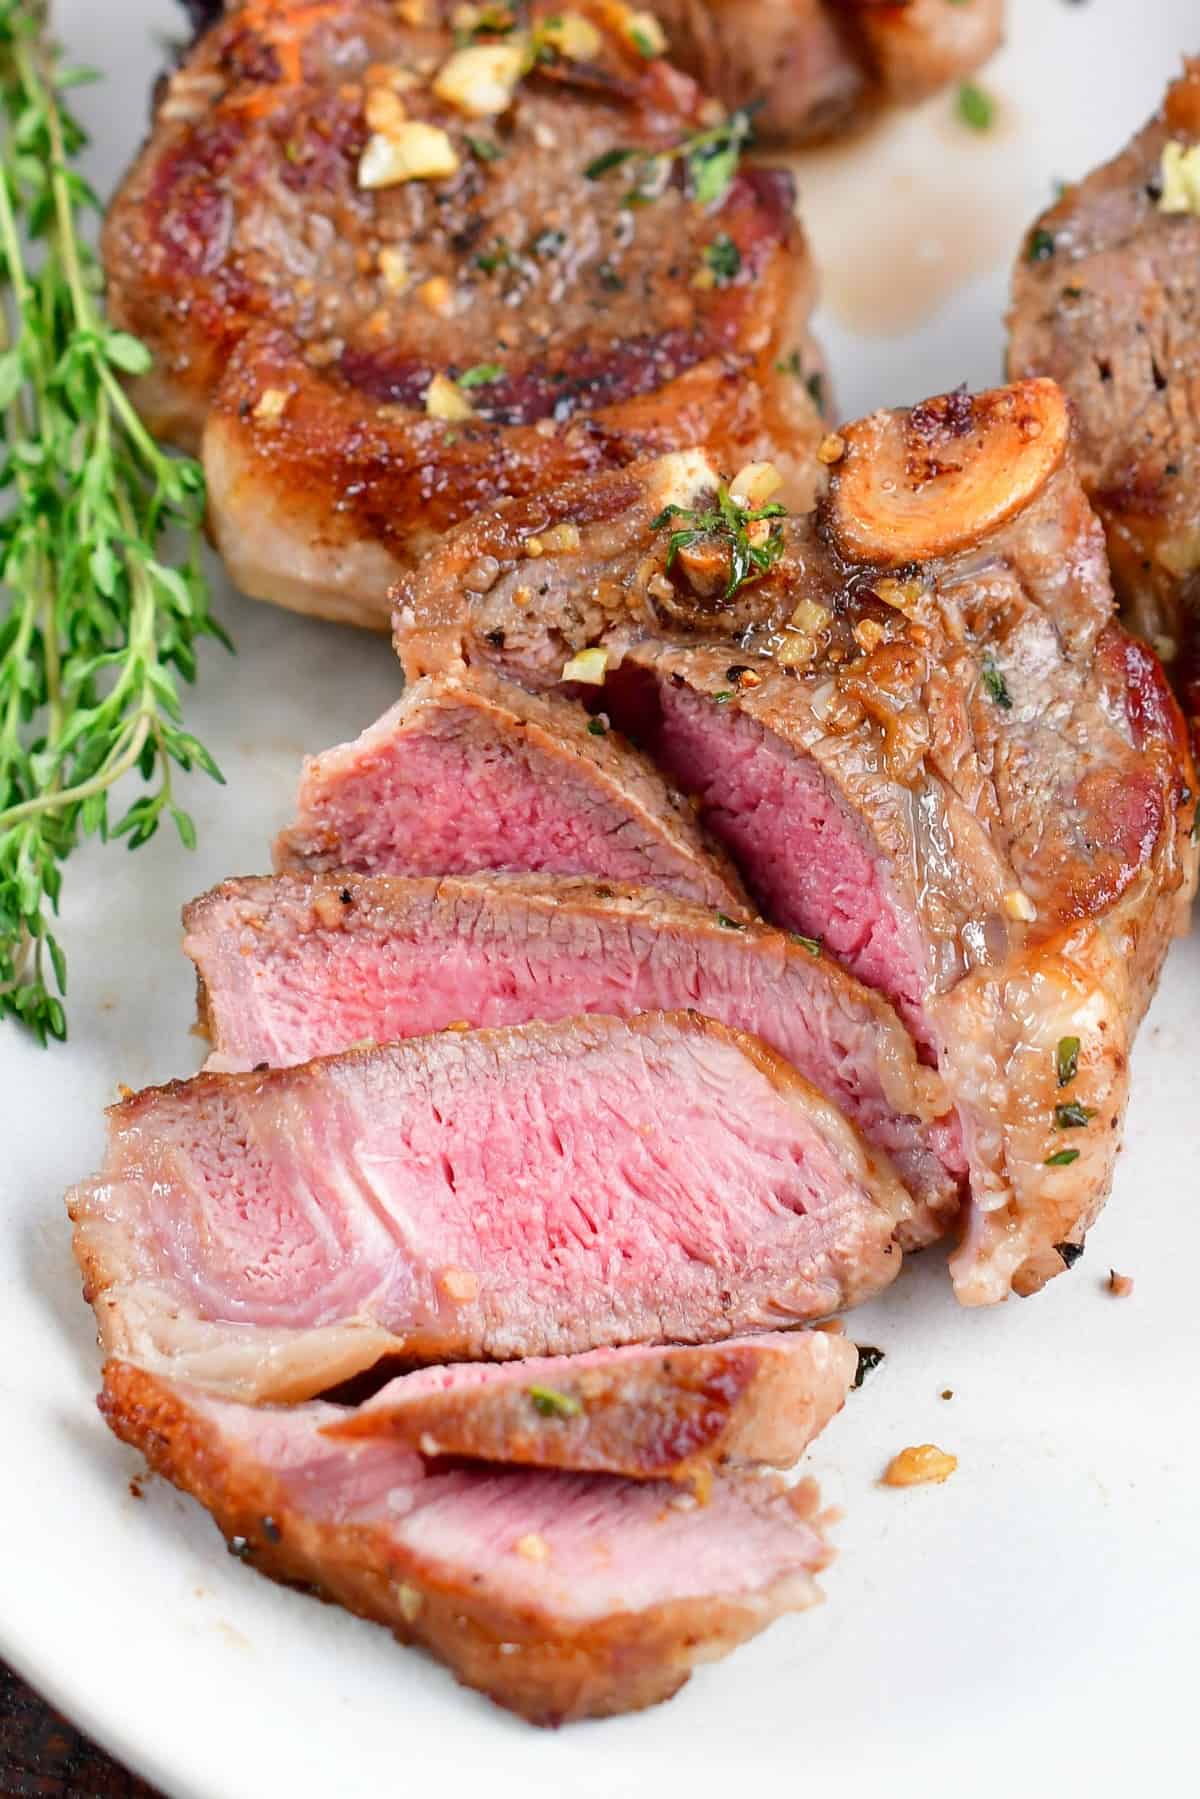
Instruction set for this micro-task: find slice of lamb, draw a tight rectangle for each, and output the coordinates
[1008,60,1200,745]
[104,0,822,628]
[391,383,1198,1302]
[323,1330,859,1480]
[184,872,963,1244]
[69,1011,909,1402]
[99,1360,832,1726]
[273,667,750,917]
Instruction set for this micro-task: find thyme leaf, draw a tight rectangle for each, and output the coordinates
[651,484,787,599]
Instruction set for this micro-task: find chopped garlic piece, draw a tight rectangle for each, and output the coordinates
[542,13,603,58]
[817,432,846,466]
[433,41,527,117]
[789,598,829,634]
[644,449,719,516]
[854,618,886,653]
[775,632,818,669]
[365,84,408,136]
[378,245,410,292]
[252,387,289,423]
[417,274,454,316]
[396,0,431,22]
[439,1265,480,1300]
[425,373,474,420]
[359,122,459,187]
[418,1433,442,1457]
[1003,888,1037,923]
[882,1444,957,1487]
[729,460,784,510]
[561,646,610,685]
[395,1582,424,1622]
[515,1532,550,1561]
[540,521,582,552]
[1158,140,1200,215]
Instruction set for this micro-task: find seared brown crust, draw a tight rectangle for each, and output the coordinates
[390,384,1198,1301]
[105,0,823,627]
[99,1360,831,1725]
[325,1331,860,1479]
[1009,61,1200,747]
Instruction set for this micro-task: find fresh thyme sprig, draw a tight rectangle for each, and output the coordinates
[0,1,228,1043]
[652,484,787,599]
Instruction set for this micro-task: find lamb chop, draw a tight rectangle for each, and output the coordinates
[651,0,1004,145]
[1008,60,1200,746]
[70,1011,909,1401]
[100,1360,833,1725]
[388,383,1198,1304]
[185,871,964,1245]
[103,0,823,629]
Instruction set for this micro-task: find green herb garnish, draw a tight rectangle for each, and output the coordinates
[475,240,519,273]
[457,362,504,388]
[0,3,226,1042]
[789,933,822,957]
[1026,226,1056,263]
[586,717,607,736]
[651,484,787,600]
[981,659,1012,709]
[957,81,994,131]
[1054,1102,1095,1129]
[715,913,746,930]
[466,134,505,162]
[531,227,566,256]
[1056,1035,1080,1087]
[712,689,734,704]
[1045,1148,1081,1167]
[585,106,755,211]
[703,233,741,283]
[584,146,637,180]
[529,1385,582,1419]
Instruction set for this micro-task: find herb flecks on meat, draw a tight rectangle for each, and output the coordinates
[652,485,787,601]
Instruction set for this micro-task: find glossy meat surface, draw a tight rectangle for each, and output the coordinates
[392,383,1198,1301]
[69,1012,908,1399]
[104,0,823,626]
[100,1361,832,1725]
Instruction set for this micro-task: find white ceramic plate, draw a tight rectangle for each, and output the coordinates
[4,3,1197,1794]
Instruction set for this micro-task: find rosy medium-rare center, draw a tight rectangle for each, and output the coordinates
[70,1012,908,1400]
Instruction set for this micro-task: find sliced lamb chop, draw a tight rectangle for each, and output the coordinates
[99,1360,832,1725]
[1008,60,1200,746]
[69,1012,909,1401]
[185,872,964,1245]
[104,0,822,628]
[273,667,750,917]
[391,384,1198,1303]
[641,1,1003,146]
[323,1329,859,1480]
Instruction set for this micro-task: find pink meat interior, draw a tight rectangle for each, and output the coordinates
[193,880,964,1203]
[94,1018,892,1357]
[605,668,934,1053]
[280,694,728,908]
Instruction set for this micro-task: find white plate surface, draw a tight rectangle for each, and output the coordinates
[4,2,1198,1794]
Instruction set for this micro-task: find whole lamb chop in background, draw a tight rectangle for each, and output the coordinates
[1009,59,1200,750]
[103,0,824,628]
[650,0,1004,144]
